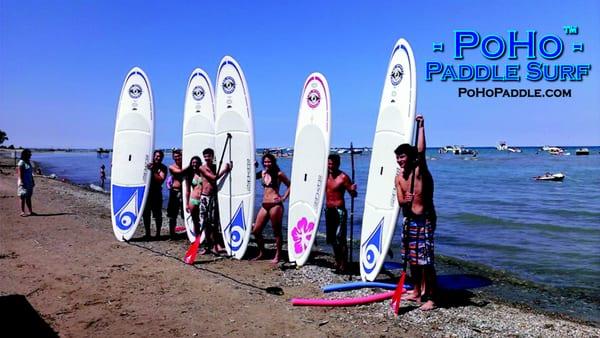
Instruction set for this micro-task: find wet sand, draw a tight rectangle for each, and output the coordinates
[1,159,599,337]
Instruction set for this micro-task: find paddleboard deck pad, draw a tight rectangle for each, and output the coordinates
[215,56,255,259]
[110,67,154,241]
[360,38,417,281]
[287,73,331,266]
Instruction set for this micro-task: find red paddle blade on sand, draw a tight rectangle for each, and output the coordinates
[184,235,201,264]
[390,271,406,315]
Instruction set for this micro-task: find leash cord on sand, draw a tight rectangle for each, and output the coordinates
[124,240,284,296]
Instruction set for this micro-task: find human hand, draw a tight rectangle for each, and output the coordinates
[403,193,414,204]
[416,115,424,127]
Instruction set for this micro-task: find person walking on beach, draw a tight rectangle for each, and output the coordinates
[198,148,231,254]
[143,150,167,240]
[167,149,185,240]
[252,153,290,263]
[325,154,357,273]
[100,164,106,189]
[16,149,35,217]
[395,115,438,311]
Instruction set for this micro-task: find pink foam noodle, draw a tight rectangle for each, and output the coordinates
[291,291,394,307]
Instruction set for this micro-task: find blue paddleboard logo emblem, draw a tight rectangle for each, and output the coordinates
[225,202,246,252]
[362,217,384,274]
[390,64,404,86]
[192,85,205,101]
[114,188,141,231]
[222,76,236,94]
[307,89,321,108]
[128,84,143,99]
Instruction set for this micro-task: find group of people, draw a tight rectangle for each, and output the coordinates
[90,115,437,310]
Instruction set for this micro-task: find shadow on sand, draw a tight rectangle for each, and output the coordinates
[0,294,58,337]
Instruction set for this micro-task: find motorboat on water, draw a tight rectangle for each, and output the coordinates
[497,141,508,151]
[575,148,590,155]
[534,172,565,181]
[439,145,477,155]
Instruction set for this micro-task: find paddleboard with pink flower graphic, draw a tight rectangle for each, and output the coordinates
[287,73,331,266]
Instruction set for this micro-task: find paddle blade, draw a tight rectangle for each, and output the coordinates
[184,235,201,264]
[390,272,406,315]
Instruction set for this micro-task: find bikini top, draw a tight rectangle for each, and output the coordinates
[191,175,201,187]
[260,171,279,189]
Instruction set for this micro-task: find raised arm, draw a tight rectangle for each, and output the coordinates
[416,115,427,168]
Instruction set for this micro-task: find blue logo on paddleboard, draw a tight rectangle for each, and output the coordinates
[222,76,236,94]
[390,64,404,86]
[224,202,246,252]
[112,186,145,231]
[129,84,143,99]
[362,217,384,274]
[192,85,205,101]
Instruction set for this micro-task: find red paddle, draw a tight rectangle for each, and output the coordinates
[184,234,201,264]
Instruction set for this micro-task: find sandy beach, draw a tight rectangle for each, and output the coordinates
[0,158,599,337]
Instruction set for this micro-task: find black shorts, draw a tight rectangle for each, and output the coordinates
[325,207,347,246]
[167,189,183,219]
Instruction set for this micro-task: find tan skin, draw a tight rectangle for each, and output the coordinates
[17,150,35,216]
[185,158,203,238]
[147,151,167,186]
[199,151,231,253]
[395,115,436,311]
[325,159,357,271]
[168,152,184,191]
[252,156,290,263]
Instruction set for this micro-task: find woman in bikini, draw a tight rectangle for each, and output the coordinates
[185,156,204,239]
[252,153,290,263]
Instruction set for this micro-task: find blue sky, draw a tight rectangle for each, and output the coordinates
[1,0,598,148]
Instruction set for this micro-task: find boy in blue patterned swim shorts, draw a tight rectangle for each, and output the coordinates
[395,115,438,311]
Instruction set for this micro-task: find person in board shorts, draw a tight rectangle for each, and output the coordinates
[17,149,36,217]
[167,149,185,240]
[395,115,438,311]
[325,154,357,273]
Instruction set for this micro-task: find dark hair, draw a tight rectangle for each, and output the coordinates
[202,148,214,156]
[172,149,182,157]
[20,149,31,160]
[187,156,202,180]
[328,154,340,168]
[154,149,165,159]
[262,153,280,175]
[394,144,417,160]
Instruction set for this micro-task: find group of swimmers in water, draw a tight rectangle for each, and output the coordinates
[141,115,437,310]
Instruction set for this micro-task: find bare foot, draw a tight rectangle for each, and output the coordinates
[419,300,436,311]
[251,252,264,261]
[401,291,421,302]
[270,256,280,265]
[20,213,27,217]
[199,248,208,256]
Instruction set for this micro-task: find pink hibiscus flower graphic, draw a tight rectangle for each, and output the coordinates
[291,217,315,254]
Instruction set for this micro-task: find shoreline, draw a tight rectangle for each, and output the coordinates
[1,158,599,336]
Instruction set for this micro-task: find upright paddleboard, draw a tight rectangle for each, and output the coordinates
[215,56,255,259]
[287,73,331,266]
[110,67,154,241]
[182,68,215,242]
[360,38,417,281]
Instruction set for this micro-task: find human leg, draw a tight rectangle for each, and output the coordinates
[251,207,269,260]
[268,204,284,263]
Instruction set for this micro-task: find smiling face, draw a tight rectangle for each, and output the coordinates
[190,158,200,171]
[396,153,408,169]
[173,152,182,166]
[263,157,272,170]
[153,151,164,164]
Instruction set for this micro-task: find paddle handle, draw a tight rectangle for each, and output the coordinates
[349,142,356,271]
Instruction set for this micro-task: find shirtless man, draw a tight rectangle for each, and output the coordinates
[198,148,231,254]
[395,115,437,311]
[325,154,357,273]
[167,149,185,240]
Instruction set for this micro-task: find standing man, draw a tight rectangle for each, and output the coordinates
[199,148,231,254]
[325,154,357,273]
[395,115,437,311]
[143,150,167,240]
[167,149,185,240]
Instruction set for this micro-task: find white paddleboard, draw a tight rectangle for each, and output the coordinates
[110,67,154,241]
[360,39,417,281]
[287,73,331,266]
[215,56,255,259]
[182,68,215,243]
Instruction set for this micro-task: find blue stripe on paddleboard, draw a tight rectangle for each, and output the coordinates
[217,59,250,116]
[124,70,153,120]
[322,281,412,293]
[188,71,211,88]
[112,185,145,231]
